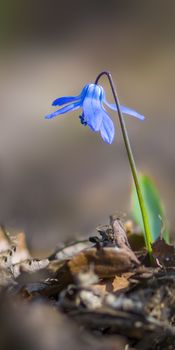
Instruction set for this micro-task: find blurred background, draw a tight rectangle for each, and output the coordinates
[0,0,175,252]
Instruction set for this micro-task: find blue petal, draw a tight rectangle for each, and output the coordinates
[52,84,90,107]
[104,99,144,120]
[45,101,80,119]
[82,84,103,131]
[52,95,81,106]
[99,114,115,144]
[120,105,145,120]
[80,84,91,100]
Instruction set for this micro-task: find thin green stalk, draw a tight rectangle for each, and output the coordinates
[95,71,153,255]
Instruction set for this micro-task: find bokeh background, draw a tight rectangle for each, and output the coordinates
[0,0,175,252]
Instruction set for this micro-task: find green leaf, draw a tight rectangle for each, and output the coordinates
[131,174,170,243]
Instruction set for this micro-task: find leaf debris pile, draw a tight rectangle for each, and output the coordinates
[0,219,175,350]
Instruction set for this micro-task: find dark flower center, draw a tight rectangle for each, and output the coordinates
[79,114,87,126]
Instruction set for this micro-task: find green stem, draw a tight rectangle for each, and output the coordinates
[95,71,153,255]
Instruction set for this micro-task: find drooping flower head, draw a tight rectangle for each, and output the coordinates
[45,83,144,144]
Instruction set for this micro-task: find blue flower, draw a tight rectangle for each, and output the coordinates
[45,83,144,144]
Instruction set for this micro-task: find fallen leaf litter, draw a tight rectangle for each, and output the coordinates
[0,218,175,350]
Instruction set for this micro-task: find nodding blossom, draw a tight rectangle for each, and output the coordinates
[45,83,144,144]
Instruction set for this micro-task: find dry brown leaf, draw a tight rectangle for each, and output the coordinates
[112,273,133,292]
[68,247,139,278]
[152,237,175,267]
